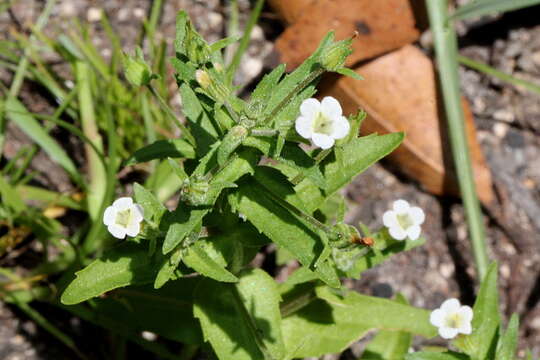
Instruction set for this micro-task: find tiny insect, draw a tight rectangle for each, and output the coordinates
[351,235,374,247]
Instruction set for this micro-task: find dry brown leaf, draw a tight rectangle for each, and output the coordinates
[274,0,421,70]
[319,45,494,205]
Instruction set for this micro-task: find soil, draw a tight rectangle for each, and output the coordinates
[1,0,539,359]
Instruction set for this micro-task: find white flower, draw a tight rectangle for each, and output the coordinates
[430,298,473,339]
[382,199,425,241]
[103,197,144,239]
[295,96,350,149]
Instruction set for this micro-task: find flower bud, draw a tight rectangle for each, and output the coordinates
[181,177,210,206]
[319,35,353,72]
[123,48,155,87]
[195,69,230,103]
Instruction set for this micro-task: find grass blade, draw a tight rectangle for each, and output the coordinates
[452,0,540,20]
[226,0,265,85]
[76,61,106,221]
[459,55,540,95]
[4,97,83,186]
[426,0,489,279]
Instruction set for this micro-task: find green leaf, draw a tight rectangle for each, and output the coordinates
[209,36,240,53]
[162,206,208,254]
[154,242,185,289]
[453,262,500,359]
[0,175,26,212]
[335,67,363,80]
[281,287,437,358]
[73,278,203,344]
[406,352,471,360]
[183,241,238,282]
[359,294,413,360]
[233,179,339,288]
[193,269,285,360]
[5,97,81,184]
[496,313,519,360]
[133,183,166,224]
[323,133,404,198]
[452,0,540,21]
[125,139,196,165]
[179,83,220,156]
[61,242,163,305]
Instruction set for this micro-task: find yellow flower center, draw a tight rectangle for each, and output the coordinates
[313,111,333,135]
[444,313,463,329]
[115,209,132,228]
[397,213,413,229]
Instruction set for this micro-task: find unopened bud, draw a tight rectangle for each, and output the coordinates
[123,48,155,87]
[195,69,229,103]
[320,35,353,72]
[195,70,211,88]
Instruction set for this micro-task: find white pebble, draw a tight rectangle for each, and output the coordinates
[87,7,102,22]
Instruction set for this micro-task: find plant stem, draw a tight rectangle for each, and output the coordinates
[426,0,489,279]
[225,0,240,65]
[290,148,332,185]
[458,55,540,95]
[146,84,196,145]
[226,0,265,85]
[261,67,324,126]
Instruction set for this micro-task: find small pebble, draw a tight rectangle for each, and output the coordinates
[133,8,145,19]
[493,122,509,138]
[141,331,157,341]
[86,7,102,22]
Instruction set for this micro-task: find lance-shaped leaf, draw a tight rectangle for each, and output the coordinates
[359,294,413,359]
[125,139,195,165]
[183,241,238,282]
[453,262,500,359]
[133,183,166,224]
[496,313,519,360]
[232,179,339,288]
[194,269,285,360]
[66,278,203,345]
[281,286,437,358]
[61,242,163,305]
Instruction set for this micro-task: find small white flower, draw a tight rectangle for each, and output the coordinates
[103,197,144,239]
[295,96,350,149]
[382,199,425,241]
[430,298,473,339]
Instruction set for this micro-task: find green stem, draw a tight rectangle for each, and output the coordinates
[259,180,335,235]
[250,128,279,137]
[146,84,196,145]
[261,67,324,126]
[458,55,540,95]
[225,0,240,65]
[226,0,265,85]
[290,148,332,185]
[426,0,489,279]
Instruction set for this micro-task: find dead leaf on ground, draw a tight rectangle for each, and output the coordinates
[320,45,494,205]
[274,0,421,70]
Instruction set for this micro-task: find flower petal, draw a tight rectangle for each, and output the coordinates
[126,221,141,237]
[312,133,335,149]
[459,305,474,322]
[108,224,127,239]
[440,298,461,313]
[439,326,459,339]
[409,206,425,225]
[393,199,410,213]
[131,204,145,223]
[382,211,398,228]
[321,96,342,118]
[113,197,133,210]
[389,225,407,241]
[103,206,116,226]
[406,225,421,240]
[459,321,472,335]
[295,115,313,139]
[300,98,320,117]
[331,116,350,140]
[429,309,445,327]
